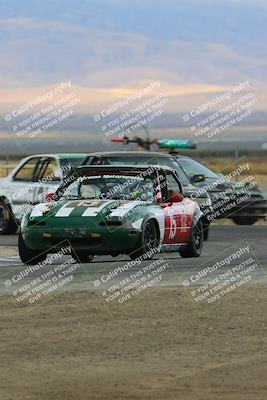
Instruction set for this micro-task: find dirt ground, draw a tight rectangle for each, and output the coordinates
[0,286,266,400]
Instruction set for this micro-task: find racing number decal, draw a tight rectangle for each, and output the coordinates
[55,200,111,217]
[168,215,177,240]
[68,200,104,208]
[163,206,192,244]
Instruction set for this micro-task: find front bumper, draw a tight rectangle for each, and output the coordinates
[22,226,141,255]
[209,194,267,220]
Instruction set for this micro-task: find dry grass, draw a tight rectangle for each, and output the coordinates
[202,156,267,175]
[0,164,17,178]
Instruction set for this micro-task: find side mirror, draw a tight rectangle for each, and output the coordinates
[45,192,56,202]
[191,174,205,184]
[169,192,184,203]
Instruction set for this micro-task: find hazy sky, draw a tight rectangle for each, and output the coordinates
[0,0,266,111]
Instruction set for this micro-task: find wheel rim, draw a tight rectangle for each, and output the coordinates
[143,222,157,252]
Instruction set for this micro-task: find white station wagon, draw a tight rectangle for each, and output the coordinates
[0,154,86,234]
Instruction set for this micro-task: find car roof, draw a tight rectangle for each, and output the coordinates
[74,164,176,175]
[87,151,189,159]
[25,153,87,159]
[58,154,88,159]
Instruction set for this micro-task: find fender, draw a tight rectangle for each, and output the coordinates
[141,214,161,244]
[192,206,203,227]
[141,209,165,244]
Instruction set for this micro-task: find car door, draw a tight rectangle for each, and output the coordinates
[162,172,193,244]
[34,157,62,203]
[8,156,42,218]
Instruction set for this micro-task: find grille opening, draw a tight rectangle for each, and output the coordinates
[29,221,46,226]
[99,221,122,226]
[46,237,102,246]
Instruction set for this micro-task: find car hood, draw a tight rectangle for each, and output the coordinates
[204,179,264,196]
[29,199,149,220]
[183,183,209,197]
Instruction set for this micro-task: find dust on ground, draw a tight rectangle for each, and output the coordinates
[0,246,17,256]
[0,286,266,400]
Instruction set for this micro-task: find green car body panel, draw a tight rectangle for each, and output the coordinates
[21,199,159,255]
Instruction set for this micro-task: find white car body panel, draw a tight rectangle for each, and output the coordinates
[0,155,65,221]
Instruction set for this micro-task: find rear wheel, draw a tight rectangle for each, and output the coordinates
[232,217,258,225]
[130,220,159,260]
[179,220,203,258]
[18,231,47,265]
[0,200,17,235]
[72,252,94,263]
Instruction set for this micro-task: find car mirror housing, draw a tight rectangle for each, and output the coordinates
[169,192,184,203]
[191,174,205,183]
[45,192,56,202]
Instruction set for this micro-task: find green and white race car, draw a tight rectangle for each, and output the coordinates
[19,165,204,264]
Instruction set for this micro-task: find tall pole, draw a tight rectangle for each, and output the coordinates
[235,148,239,181]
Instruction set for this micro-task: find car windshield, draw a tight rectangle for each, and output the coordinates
[178,158,219,181]
[96,156,190,185]
[60,174,156,202]
[60,158,85,177]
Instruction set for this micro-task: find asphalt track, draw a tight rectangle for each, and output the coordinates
[0,225,266,296]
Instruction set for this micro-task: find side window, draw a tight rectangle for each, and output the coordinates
[92,156,105,165]
[166,173,182,194]
[60,158,79,177]
[13,158,39,182]
[38,158,61,182]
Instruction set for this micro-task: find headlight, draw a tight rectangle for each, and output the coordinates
[29,203,53,219]
[21,213,30,229]
[204,197,212,207]
[193,197,212,208]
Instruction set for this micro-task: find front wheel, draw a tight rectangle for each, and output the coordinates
[179,220,204,258]
[0,200,17,235]
[18,231,47,265]
[232,217,258,225]
[72,252,94,263]
[130,220,159,260]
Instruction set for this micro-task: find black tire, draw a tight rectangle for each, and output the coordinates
[232,217,258,225]
[130,220,159,261]
[18,231,47,265]
[0,199,17,235]
[72,252,94,263]
[179,220,204,258]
